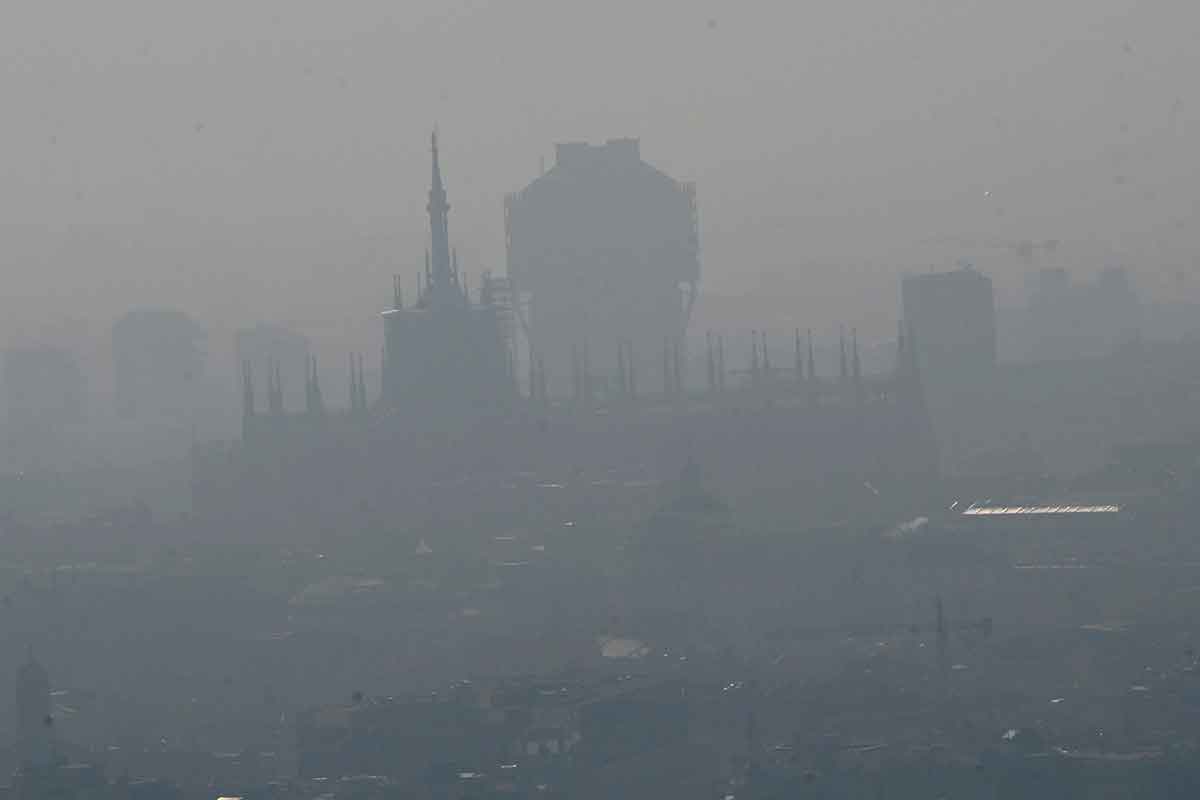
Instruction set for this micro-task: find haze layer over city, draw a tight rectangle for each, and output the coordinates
[2,2,1200,799]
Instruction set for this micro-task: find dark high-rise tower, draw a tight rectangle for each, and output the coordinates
[901,266,997,384]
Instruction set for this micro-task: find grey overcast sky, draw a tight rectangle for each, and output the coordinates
[2,0,1197,353]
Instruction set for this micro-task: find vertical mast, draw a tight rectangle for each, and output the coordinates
[427,131,452,296]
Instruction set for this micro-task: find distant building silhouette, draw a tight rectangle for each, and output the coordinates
[195,137,939,531]
[112,309,205,421]
[506,138,699,396]
[901,266,997,383]
[1019,265,1141,361]
[380,133,516,417]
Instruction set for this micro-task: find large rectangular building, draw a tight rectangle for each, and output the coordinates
[113,309,206,421]
[901,267,997,382]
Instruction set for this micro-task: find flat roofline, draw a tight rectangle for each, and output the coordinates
[962,504,1121,516]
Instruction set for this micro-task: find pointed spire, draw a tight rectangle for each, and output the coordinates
[393,275,403,310]
[431,128,444,194]
[427,130,452,294]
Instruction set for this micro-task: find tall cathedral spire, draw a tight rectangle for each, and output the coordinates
[427,131,453,295]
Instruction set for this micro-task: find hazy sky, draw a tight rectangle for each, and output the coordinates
[2,0,1197,361]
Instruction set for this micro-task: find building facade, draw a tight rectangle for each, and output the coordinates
[505,139,699,396]
[112,309,205,421]
[380,133,516,419]
[901,266,997,382]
